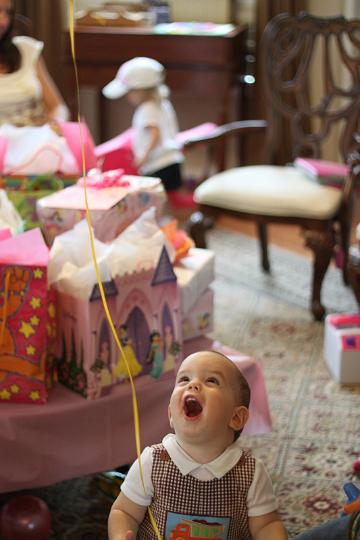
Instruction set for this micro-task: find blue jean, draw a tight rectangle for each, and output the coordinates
[294,513,359,540]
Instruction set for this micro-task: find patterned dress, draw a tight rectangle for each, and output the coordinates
[138,444,256,540]
[0,36,46,127]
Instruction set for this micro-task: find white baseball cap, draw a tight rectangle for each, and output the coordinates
[102,57,165,99]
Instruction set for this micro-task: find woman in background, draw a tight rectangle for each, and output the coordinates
[0,0,69,126]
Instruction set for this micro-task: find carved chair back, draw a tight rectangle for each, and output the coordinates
[261,12,360,164]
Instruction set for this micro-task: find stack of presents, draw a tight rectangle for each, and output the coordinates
[0,122,216,404]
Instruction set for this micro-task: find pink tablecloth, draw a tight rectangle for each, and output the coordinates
[0,338,271,493]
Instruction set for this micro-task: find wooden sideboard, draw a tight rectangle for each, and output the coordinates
[63,25,246,141]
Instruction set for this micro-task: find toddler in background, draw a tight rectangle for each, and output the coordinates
[108,350,288,540]
[102,56,184,194]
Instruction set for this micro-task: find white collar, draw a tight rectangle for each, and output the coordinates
[162,433,243,479]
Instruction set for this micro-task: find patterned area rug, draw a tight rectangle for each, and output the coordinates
[1,227,359,539]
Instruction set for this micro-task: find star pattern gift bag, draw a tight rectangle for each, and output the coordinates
[0,229,56,404]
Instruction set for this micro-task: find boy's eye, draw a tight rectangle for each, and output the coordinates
[177,375,189,384]
[206,377,219,385]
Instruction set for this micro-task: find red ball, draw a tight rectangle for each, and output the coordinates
[353,459,360,472]
[0,495,51,540]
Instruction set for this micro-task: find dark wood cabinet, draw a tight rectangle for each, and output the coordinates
[63,25,246,141]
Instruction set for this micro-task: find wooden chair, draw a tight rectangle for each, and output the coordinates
[185,12,360,321]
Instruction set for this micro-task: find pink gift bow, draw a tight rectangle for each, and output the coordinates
[76,168,129,189]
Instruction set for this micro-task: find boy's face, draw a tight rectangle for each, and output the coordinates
[168,352,248,447]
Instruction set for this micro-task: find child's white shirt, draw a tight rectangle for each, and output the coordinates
[121,433,278,517]
[132,99,183,175]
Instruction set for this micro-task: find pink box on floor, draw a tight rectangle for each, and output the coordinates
[324,314,360,383]
[36,175,166,245]
[174,247,215,314]
[182,287,214,341]
[55,247,182,399]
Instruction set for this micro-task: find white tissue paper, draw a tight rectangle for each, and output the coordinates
[49,207,175,301]
[0,189,24,234]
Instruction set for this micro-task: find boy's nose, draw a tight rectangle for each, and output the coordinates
[188,381,200,391]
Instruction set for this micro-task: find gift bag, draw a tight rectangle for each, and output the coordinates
[0,189,24,234]
[49,211,181,399]
[4,174,65,230]
[0,229,56,404]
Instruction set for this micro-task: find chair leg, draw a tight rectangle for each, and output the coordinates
[257,223,270,272]
[304,227,335,321]
[187,211,209,248]
[338,217,350,285]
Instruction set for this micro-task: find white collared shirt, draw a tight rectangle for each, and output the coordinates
[121,433,278,517]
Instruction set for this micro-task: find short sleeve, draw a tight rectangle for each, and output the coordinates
[120,446,154,506]
[246,459,278,516]
[134,101,161,130]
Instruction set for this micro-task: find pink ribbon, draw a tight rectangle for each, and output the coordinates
[77,168,129,189]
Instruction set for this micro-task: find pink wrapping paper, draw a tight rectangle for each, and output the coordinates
[294,157,349,177]
[0,228,49,266]
[182,287,214,341]
[0,337,271,492]
[0,228,11,241]
[0,229,55,404]
[37,176,166,245]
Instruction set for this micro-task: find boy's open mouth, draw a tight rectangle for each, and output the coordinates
[183,395,203,418]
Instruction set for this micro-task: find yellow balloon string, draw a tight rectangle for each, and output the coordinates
[0,270,10,346]
[68,4,162,538]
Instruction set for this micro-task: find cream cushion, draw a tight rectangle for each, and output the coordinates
[194,165,343,219]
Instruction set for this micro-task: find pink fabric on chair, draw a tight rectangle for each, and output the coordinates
[95,123,218,174]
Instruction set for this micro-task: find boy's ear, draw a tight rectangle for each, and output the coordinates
[229,405,249,432]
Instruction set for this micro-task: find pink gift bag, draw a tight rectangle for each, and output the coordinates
[0,229,56,404]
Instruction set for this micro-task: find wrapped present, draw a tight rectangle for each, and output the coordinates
[174,247,215,314]
[37,172,166,245]
[3,175,66,231]
[324,314,360,383]
[293,157,349,186]
[49,211,182,399]
[182,287,214,341]
[0,229,56,404]
[0,189,23,234]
